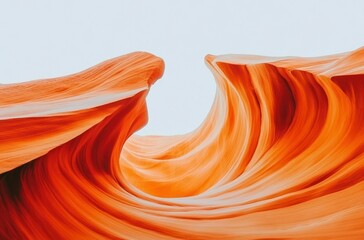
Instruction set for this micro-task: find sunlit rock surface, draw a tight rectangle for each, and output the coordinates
[1,49,364,239]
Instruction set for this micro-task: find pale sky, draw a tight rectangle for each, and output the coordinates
[1,0,364,135]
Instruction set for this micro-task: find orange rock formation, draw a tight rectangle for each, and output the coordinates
[1,49,363,239]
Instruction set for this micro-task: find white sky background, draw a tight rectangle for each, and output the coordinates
[1,0,364,135]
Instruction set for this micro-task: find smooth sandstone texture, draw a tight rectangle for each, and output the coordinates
[1,49,364,239]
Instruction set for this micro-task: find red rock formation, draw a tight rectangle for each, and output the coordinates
[1,49,363,239]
